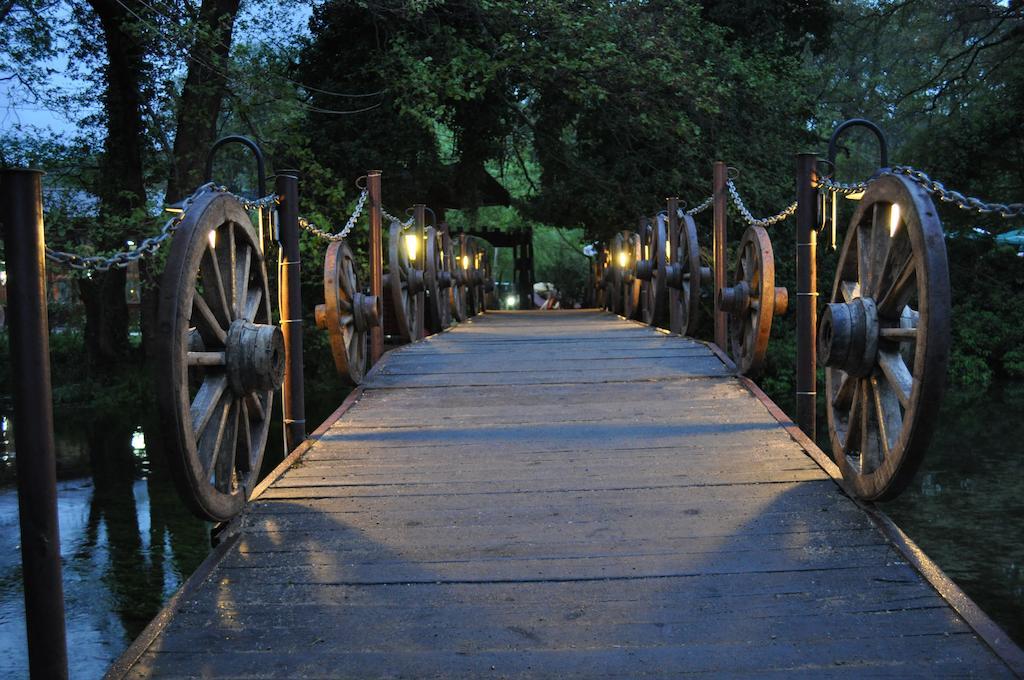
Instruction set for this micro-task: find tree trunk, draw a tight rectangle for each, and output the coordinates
[165,0,242,203]
[142,0,240,361]
[82,0,150,366]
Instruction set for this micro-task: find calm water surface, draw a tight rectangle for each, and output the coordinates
[0,382,1021,677]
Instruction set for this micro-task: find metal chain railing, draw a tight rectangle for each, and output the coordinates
[814,176,869,196]
[817,168,1023,219]
[726,180,796,227]
[684,196,714,217]
[297,188,369,241]
[382,207,415,229]
[892,166,1024,219]
[44,184,277,272]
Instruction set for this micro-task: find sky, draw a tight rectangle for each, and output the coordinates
[0,1,314,138]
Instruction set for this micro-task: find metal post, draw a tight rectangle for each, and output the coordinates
[712,161,728,350]
[274,172,306,452]
[413,204,426,339]
[368,171,384,362]
[667,197,681,335]
[0,168,69,679]
[796,153,819,440]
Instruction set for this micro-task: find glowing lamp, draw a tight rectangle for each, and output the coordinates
[461,255,470,269]
[404,233,419,261]
[889,204,901,237]
[617,251,628,268]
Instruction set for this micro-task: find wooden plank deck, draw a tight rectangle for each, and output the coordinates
[113,310,1018,678]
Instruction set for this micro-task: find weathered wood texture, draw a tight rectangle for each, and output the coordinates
[118,310,1014,678]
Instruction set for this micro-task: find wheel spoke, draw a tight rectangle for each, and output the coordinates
[842,379,863,455]
[840,281,860,302]
[191,374,228,436]
[879,327,916,341]
[859,384,883,473]
[197,391,230,475]
[245,393,267,422]
[244,287,263,323]
[877,255,916,318]
[236,400,253,473]
[857,216,873,297]
[235,235,252,319]
[878,350,913,409]
[215,224,237,320]
[192,293,227,346]
[833,370,856,409]
[213,399,238,493]
[188,351,226,366]
[201,246,232,327]
[870,373,903,458]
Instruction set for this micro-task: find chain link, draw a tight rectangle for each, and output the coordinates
[381,207,415,229]
[297,188,369,242]
[682,196,713,217]
[892,166,1024,218]
[813,176,869,196]
[43,183,277,272]
[726,180,796,227]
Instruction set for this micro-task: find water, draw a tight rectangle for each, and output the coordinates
[0,381,1021,677]
[882,380,1024,646]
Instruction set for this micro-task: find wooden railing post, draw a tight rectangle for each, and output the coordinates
[712,161,728,350]
[795,153,819,440]
[0,168,69,680]
[275,171,306,451]
[368,171,384,362]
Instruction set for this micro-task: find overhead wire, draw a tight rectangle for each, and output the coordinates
[112,0,381,115]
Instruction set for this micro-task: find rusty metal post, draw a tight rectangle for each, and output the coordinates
[368,171,384,361]
[0,168,69,680]
[796,153,819,440]
[667,197,681,335]
[413,204,426,339]
[712,162,728,350]
[275,172,306,452]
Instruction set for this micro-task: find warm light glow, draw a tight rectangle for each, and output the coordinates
[845,191,865,200]
[889,203,901,237]
[208,229,217,249]
[164,206,184,214]
[617,251,628,268]
[505,294,517,308]
[461,255,470,269]
[404,233,419,261]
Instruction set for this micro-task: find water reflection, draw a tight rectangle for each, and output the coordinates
[882,380,1024,647]
[0,413,210,679]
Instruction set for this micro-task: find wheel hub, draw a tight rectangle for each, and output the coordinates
[353,293,380,332]
[226,320,286,395]
[819,297,879,377]
[719,281,751,316]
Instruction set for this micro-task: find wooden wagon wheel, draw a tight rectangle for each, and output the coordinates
[819,173,951,501]
[314,241,379,385]
[384,221,423,342]
[666,212,710,336]
[594,245,609,310]
[718,225,788,377]
[465,238,483,316]
[157,189,282,522]
[424,225,453,332]
[621,231,642,320]
[445,229,467,322]
[639,215,669,327]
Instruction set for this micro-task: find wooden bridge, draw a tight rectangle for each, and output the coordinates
[107,311,1021,678]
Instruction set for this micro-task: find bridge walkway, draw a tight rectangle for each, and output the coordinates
[113,310,1015,677]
